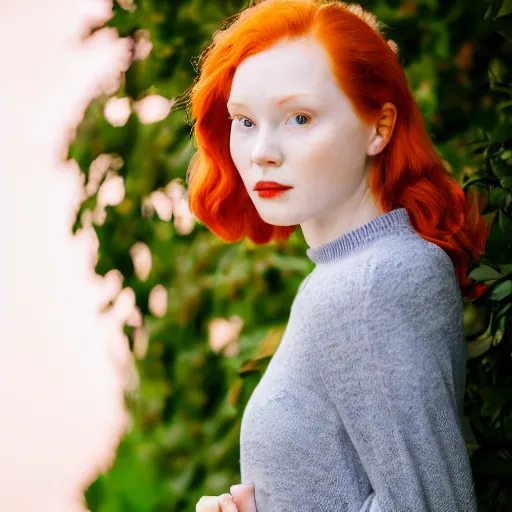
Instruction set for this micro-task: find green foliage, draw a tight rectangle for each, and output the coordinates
[68,0,512,510]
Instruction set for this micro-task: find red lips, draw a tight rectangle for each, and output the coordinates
[254,180,293,191]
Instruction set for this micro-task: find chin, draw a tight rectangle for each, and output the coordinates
[257,211,302,227]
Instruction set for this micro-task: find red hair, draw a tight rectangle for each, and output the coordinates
[184,0,491,300]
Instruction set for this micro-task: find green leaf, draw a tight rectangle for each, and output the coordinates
[498,210,512,237]
[497,0,512,18]
[501,176,512,189]
[489,187,511,208]
[467,334,494,359]
[480,385,512,418]
[490,157,512,182]
[469,265,504,281]
[490,280,512,301]
[491,122,512,143]
[499,263,512,275]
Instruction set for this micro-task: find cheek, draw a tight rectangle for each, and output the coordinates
[229,130,249,168]
[229,132,242,172]
[229,132,252,187]
[293,130,365,193]
[302,123,366,169]
[295,131,343,169]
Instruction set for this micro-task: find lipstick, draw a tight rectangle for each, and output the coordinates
[257,189,291,199]
[254,180,293,199]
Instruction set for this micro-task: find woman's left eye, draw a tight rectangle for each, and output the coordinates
[287,113,311,125]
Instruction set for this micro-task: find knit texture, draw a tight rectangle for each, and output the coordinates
[239,208,478,511]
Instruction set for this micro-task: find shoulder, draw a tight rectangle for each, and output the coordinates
[367,234,457,294]
[363,234,463,331]
[321,233,457,298]
[306,233,460,317]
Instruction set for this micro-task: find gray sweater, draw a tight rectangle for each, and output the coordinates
[239,208,478,511]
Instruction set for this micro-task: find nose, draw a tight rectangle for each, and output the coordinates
[252,129,282,167]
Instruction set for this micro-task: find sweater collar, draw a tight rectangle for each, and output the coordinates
[305,208,414,265]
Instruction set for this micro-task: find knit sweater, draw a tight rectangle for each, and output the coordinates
[239,207,478,511]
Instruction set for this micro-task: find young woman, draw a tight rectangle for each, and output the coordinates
[188,1,489,510]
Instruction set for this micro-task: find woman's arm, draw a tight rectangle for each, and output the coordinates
[317,246,478,511]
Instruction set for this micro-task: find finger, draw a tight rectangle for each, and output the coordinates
[196,496,221,512]
[230,484,256,512]
[219,493,238,512]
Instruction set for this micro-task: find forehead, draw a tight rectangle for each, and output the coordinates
[228,36,339,103]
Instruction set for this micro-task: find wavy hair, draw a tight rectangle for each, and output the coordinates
[183,0,491,300]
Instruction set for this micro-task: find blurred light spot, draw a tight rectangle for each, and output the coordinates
[223,343,240,357]
[133,94,175,124]
[208,315,244,356]
[113,287,136,322]
[97,172,125,207]
[174,214,195,235]
[173,196,195,235]
[172,195,190,218]
[126,306,143,328]
[74,224,100,268]
[101,269,124,307]
[417,80,431,101]
[81,208,94,228]
[133,29,152,61]
[93,203,107,226]
[133,327,149,359]
[87,155,111,196]
[150,190,173,221]
[148,284,168,318]
[104,96,131,127]
[141,196,155,218]
[86,153,124,197]
[117,0,137,12]
[130,242,152,281]
[120,344,140,395]
[164,178,186,202]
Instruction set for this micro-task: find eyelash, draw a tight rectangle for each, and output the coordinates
[228,112,312,127]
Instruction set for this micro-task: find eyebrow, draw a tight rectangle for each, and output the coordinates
[227,93,315,109]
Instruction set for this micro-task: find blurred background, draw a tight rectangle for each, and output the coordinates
[3,0,511,510]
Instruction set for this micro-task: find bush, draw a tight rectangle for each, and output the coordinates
[69,0,512,510]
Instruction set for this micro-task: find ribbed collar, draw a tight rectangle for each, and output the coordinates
[306,208,414,265]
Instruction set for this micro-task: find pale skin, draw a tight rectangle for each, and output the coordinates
[195,484,256,512]
[197,35,397,512]
[227,35,397,250]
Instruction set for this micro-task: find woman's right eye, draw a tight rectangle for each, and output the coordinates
[229,115,253,128]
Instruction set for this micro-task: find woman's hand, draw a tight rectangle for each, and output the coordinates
[195,484,256,512]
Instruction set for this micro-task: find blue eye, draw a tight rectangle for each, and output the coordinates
[287,113,310,125]
[228,113,311,127]
[229,115,253,128]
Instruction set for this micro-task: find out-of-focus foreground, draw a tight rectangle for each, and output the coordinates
[0,0,133,510]
[1,0,512,511]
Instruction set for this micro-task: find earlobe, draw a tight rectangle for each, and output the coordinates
[367,103,397,156]
[367,129,384,156]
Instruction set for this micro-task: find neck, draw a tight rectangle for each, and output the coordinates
[305,207,414,265]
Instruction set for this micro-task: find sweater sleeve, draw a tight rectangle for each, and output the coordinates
[317,247,478,512]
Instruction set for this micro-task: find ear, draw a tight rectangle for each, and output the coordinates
[367,102,397,156]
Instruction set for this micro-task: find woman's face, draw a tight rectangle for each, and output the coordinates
[227,36,379,243]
